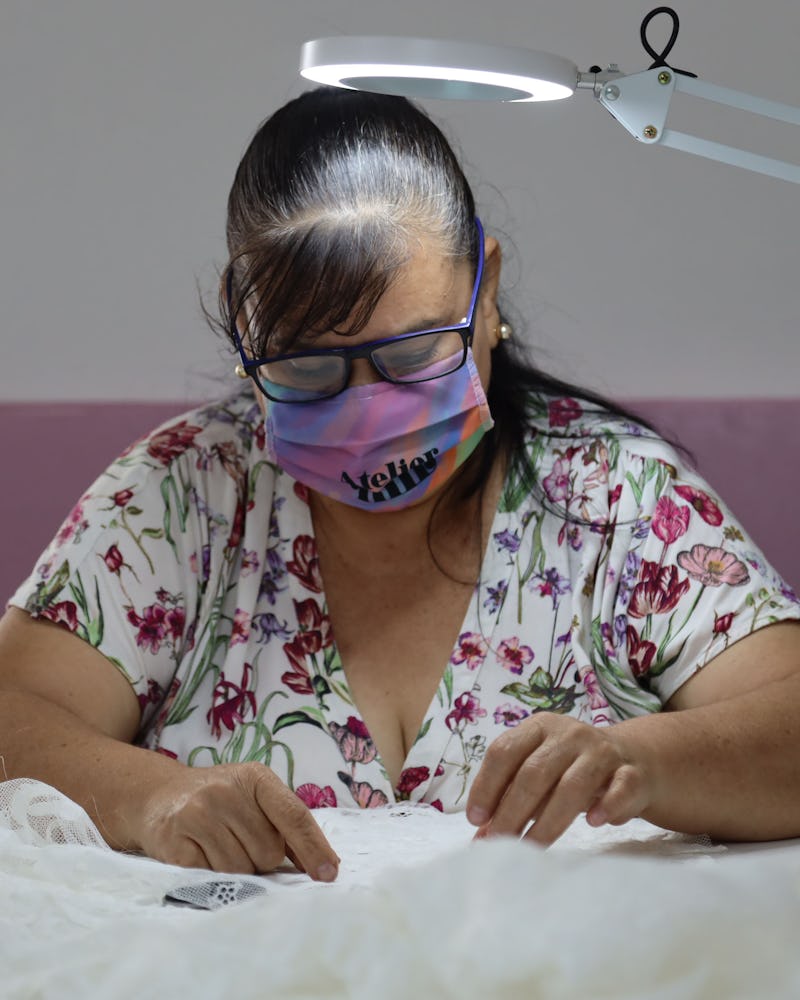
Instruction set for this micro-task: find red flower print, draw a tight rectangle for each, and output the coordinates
[450,631,489,670]
[338,772,389,809]
[155,747,178,759]
[112,489,134,508]
[207,662,257,738]
[713,611,736,635]
[548,397,583,428]
[626,625,658,678]
[293,481,310,504]
[329,716,377,764]
[294,598,333,651]
[146,420,203,465]
[296,784,338,808]
[39,600,80,633]
[445,692,487,732]
[496,637,535,675]
[651,496,691,544]
[677,545,750,587]
[287,535,323,593]
[137,678,164,711]
[103,544,124,574]
[127,603,170,653]
[435,762,445,777]
[396,766,431,796]
[628,561,690,618]
[226,498,246,550]
[429,799,444,812]
[281,636,314,694]
[673,485,724,527]
[165,606,185,642]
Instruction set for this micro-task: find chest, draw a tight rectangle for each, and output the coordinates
[320,564,476,789]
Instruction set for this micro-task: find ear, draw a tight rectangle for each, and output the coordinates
[479,236,503,345]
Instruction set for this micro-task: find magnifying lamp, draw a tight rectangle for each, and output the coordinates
[300,7,800,184]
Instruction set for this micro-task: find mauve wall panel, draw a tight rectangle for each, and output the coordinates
[1,399,798,606]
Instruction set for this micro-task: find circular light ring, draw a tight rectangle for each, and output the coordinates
[300,36,578,103]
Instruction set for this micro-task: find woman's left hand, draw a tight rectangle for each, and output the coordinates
[466,713,653,846]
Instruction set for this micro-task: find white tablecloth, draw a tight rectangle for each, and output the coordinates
[1,778,799,999]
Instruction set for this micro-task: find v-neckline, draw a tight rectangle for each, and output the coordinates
[280,473,517,804]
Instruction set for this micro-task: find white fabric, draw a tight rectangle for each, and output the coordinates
[2,779,800,998]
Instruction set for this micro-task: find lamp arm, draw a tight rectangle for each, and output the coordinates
[595,67,800,184]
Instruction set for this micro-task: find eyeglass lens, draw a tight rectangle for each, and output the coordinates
[258,329,466,402]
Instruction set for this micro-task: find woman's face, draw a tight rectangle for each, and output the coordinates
[248,234,503,418]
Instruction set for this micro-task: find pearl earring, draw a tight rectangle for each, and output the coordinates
[496,322,513,341]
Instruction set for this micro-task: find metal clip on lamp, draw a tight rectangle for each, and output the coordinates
[300,7,800,185]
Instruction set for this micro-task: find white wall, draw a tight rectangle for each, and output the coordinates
[2,0,799,402]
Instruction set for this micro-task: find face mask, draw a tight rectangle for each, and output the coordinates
[265,349,494,511]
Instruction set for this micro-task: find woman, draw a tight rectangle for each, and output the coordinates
[1,87,798,882]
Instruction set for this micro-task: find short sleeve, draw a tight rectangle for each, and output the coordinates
[608,444,800,705]
[8,415,229,729]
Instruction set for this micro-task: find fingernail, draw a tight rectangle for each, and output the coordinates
[467,806,489,826]
[587,808,607,827]
[316,863,338,883]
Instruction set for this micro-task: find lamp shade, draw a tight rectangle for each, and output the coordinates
[300,36,578,102]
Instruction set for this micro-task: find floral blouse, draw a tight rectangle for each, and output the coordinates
[10,389,799,812]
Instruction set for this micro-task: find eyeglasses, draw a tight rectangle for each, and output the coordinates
[230,218,485,403]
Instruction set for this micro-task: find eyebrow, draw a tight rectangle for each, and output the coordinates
[290,312,462,352]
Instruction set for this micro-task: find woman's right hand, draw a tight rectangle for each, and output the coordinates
[132,760,341,880]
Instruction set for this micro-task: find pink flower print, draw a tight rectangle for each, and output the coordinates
[628,561,691,618]
[542,458,572,503]
[287,535,323,593]
[56,502,88,545]
[496,637,535,675]
[445,692,487,732]
[548,397,583,428]
[230,608,251,646]
[338,772,389,809]
[396,766,431,796]
[39,600,80,634]
[626,626,658,678]
[329,716,378,765]
[164,606,185,642]
[296,784,338,809]
[206,662,257,738]
[493,703,530,727]
[651,496,691,544]
[677,545,751,587]
[673,485,724,526]
[450,631,489,670]
[578,666,609,710]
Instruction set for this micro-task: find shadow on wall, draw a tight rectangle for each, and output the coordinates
[1,397,798,605]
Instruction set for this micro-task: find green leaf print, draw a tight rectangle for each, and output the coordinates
[500,668,577,714]
[414,717,433,745]
[273,710,325,735]
[589,616,660,717]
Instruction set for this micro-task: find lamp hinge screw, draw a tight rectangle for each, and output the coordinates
[658,71,672,85]
[643,125,658,139]
[603,84,620,101]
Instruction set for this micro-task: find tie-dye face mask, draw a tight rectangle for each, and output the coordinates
[265,349,494,511]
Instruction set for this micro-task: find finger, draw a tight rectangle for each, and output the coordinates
[483,738,574,838]
[251,768,340,882]
[221,790,290,874]
[523,757,616,847]
[165,837,212,871]
[467,722,547,827]
[198,823,258,875]
[589,764,647,827]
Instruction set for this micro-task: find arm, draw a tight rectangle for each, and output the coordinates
[467,621,800,845]
[0,608,340,878]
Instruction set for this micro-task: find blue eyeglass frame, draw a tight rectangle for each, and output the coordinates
[229,217,486,403]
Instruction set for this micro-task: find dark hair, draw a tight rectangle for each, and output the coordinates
[218,86,674,515]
